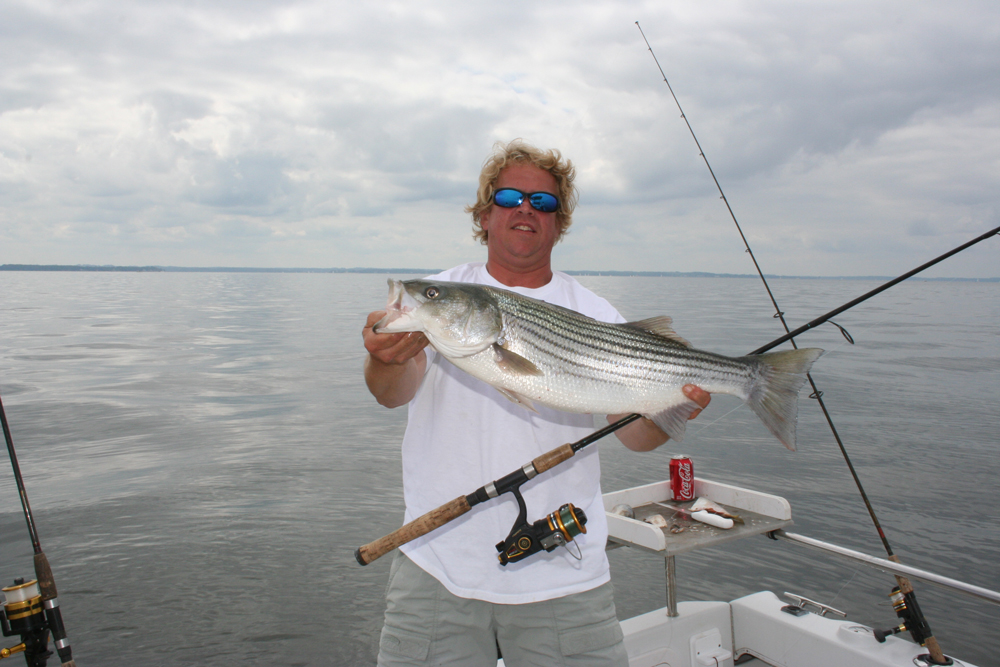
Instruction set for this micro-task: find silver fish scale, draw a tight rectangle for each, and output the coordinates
[481,286,758,412]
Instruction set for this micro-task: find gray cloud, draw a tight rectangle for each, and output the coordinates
[0,0,997,277]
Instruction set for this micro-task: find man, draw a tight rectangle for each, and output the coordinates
[363,140,710,666]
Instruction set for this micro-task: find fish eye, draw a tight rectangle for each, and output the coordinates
[424,287,440,299]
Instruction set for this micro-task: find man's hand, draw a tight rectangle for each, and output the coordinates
[612,384,711,452]
[363,311,429,408]
[363,311,429,365]
[683,384,710,421]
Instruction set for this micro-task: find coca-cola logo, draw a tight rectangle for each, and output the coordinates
[672,460,694,500]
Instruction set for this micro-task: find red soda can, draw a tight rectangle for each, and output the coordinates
[669,455,695,501]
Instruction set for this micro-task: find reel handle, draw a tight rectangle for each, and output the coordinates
[355,496,471,566]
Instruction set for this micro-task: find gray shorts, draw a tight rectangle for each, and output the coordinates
[377,553,628,667]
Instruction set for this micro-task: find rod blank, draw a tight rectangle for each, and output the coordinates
[772,530,1000,606]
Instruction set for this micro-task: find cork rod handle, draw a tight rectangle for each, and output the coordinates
[355,495,472,565]
[531,443,575,474]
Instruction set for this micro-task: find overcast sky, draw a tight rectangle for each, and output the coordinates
[1,0,998,277]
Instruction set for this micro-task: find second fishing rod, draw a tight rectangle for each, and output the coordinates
[1,394,77,667]
[634,21,996,665]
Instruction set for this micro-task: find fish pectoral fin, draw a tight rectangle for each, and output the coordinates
[492,344,542,376]
[624,317,691,347]
[646,398,702,443]
[494,387,539,413]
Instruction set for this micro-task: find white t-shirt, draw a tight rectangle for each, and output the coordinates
[398,262,625,604]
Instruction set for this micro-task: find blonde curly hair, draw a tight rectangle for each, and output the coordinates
[466,139,578,245]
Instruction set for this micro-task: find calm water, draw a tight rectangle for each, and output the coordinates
[0,272,997,666]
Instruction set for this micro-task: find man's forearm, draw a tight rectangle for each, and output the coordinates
[612,416,670,452]
[611,385,711,452]
[364,352,426,408]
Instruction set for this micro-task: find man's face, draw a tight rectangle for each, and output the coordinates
[480,164,562,276]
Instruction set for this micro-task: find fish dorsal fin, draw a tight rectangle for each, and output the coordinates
[624,316,691,347]
[492,343,542,376]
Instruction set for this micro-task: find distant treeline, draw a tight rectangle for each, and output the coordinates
[1,264,996,282]
[2,264,165,272]
[0,264,435,274]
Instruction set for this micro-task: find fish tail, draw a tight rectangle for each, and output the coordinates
[745,348,824,451]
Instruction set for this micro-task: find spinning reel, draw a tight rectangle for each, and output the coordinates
[495,486,587,565]
[1,579,53,666]
[874,586,952,665]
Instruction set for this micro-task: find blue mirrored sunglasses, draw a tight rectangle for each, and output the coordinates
[493,188,559,213]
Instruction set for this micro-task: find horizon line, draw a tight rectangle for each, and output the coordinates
[1,263,997,282]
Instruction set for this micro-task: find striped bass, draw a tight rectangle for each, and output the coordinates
[374,279,823,450]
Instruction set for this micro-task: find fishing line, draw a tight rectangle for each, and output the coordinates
[834,572,860,605]
[686,315,866,438]
[683,401,747,440]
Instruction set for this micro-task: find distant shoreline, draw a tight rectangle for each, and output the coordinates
[1,264,996,282]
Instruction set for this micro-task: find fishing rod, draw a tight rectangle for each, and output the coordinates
[1,393,76,667]
[354,229,994,566]
[635,21,988,665]
[750,224,1000,355]
[355,414,641,566]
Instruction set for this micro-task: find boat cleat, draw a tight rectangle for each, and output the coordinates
[780,592,847,618]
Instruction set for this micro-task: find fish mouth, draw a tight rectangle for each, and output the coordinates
[373,279,422,333]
